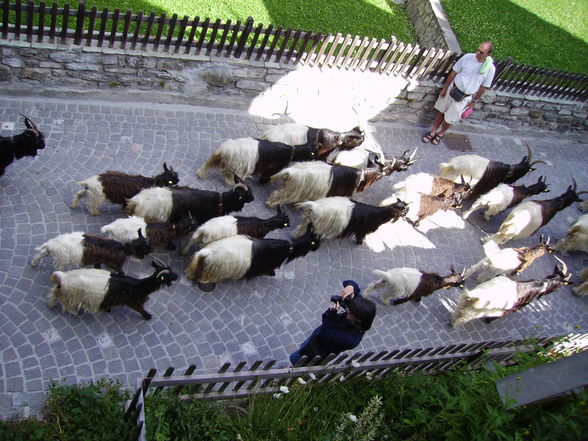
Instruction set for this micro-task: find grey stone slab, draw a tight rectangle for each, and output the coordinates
[1,95,587,418]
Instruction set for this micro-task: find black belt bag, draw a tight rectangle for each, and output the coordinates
[449,84,468,102]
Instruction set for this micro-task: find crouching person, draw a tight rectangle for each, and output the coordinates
[289,280,376,366]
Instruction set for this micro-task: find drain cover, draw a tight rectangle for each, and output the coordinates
[443,133,473,152]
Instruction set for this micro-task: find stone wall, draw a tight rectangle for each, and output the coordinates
[405,0,461,53]
[375,80,588,133]
[0,41,586,133]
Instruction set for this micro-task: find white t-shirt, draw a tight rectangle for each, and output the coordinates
[453,53,496,95]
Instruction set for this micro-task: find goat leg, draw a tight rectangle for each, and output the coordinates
[355,234,365,245]
[392,296,411,305]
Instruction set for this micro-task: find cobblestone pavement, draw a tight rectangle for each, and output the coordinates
[1,96,587,417]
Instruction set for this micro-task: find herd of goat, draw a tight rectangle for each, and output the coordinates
[3,115,587,329]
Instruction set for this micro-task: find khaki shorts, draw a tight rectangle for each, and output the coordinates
[434,88,471,125]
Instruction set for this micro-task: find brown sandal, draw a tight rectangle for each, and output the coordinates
[431,133,444,145]
[421,132,435,143]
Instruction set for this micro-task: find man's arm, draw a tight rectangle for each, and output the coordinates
[440,70,457,97]
[468,86,488,109]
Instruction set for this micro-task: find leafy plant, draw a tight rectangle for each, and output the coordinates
[44,379,132,441]
[145,391,238,441]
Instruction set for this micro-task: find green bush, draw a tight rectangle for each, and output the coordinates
[0,379,133,441]
[145,392,238,441]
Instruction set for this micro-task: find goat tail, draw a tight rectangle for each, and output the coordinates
[185,250,209,281]
[30,243,49,267]
[197,152,223,178]
[451,295,478,327]
[47,271,65,307]
[124,199,138,216]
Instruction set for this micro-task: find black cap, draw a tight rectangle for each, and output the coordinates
[342,280,361,296]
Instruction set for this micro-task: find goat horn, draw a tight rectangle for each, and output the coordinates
[150,255,167,268]
[577,191,588,195]
[552,255,569,277]
[409,147,418,161]
[163,162,169,172]
[234,182,248,191]
[530,160,547,166]
[20,113,40,134]
[572,178,577,191]
[524,142,533,163]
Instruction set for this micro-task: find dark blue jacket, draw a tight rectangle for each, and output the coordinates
[300,308,364,359]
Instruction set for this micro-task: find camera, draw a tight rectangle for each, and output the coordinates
[330,293,353,307]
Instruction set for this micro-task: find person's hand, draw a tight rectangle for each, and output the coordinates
[468,100,476,109]
[440,87,448,98]
[329,301,340,311]
[341,285,355,301]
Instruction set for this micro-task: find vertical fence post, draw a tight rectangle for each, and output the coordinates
[73,1,85,45]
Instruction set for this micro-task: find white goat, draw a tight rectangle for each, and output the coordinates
[555,214,588,254]
[463,177,549,220]
[463,237,552,283]
[100,216,147,242]
[485,182,583,244]
[451,261,571,327]
[362,266,463,305]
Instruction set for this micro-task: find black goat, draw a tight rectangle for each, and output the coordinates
[185,226,321,291]
[71,163,179,215]
[127,174,254,224]
[48,259,179,320]
[182,206,289,253]
[1,114,45,176]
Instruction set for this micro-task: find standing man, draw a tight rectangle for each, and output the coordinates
[422,42,496,145]
[289,280,376,365]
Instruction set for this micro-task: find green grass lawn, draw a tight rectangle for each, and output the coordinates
[441,0,588,73]
[46,0,418,43]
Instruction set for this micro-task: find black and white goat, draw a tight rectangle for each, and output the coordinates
[181,206,289,254]
[101,216,198,251]
[71,163,179,215]
[126,174,254,224]
[452,258,571,326]
[392,172,470,199]
[197,138,318,184]
[554,214,588,254]
[260,124,365,160]
[30,230,152,273]
[184,227,320,291]
[485,180,587,244]
[463,176,549,220]
[573,267,588,296]
[292,196,408,245]
[439,144,546,200]
[463,236,553,283]
[362,265,464,305]
[48,259,178,320]
[1,114,45,176]
[265,154,414,208]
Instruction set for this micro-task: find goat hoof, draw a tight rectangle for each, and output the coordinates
[197,282,216,292]
[142,312,152,320]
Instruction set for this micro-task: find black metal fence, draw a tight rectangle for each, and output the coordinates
[123,334,588,441]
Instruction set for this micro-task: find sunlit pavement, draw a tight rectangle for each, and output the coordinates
[1,96,586,417]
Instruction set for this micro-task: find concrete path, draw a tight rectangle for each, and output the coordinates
[0,96,587,418]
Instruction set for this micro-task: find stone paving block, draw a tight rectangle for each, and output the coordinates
[1,96,587,417]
